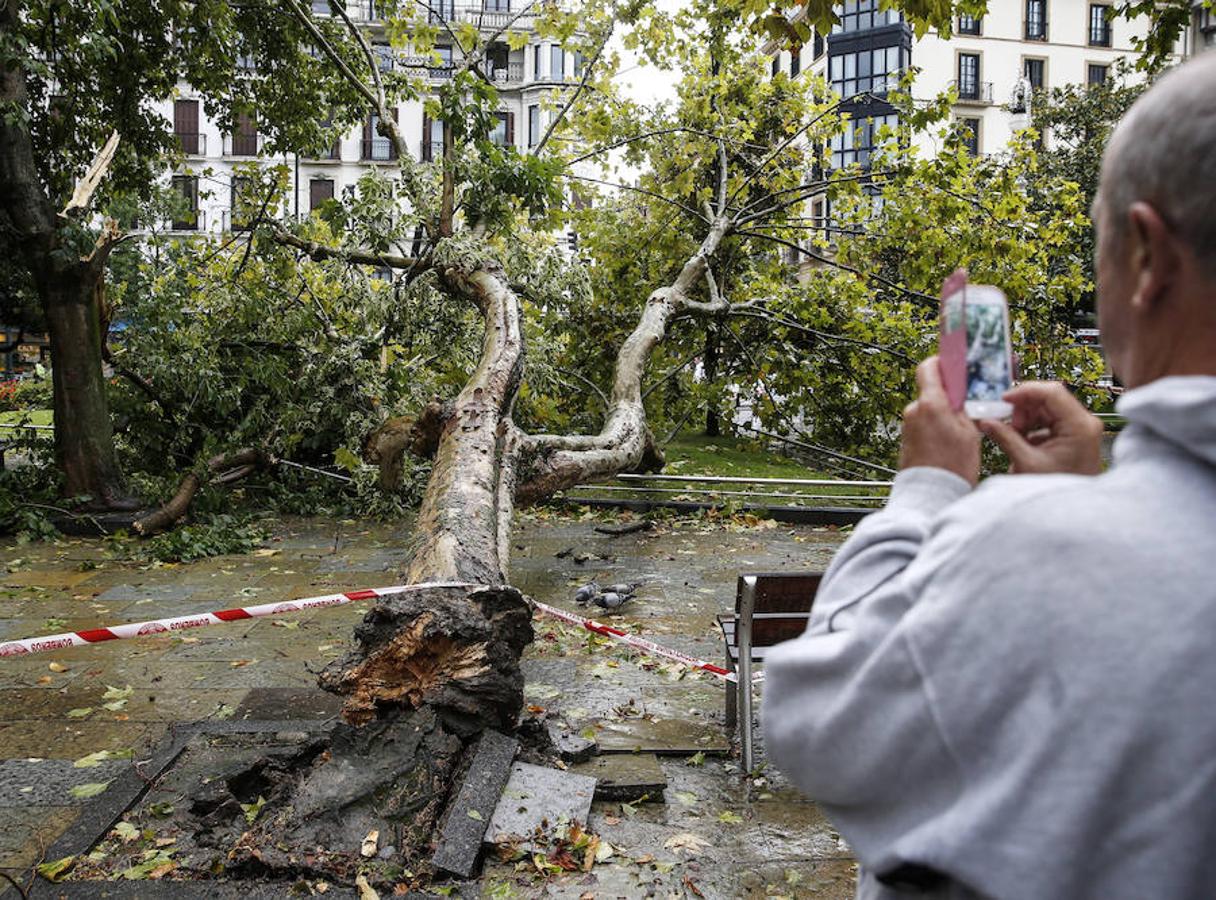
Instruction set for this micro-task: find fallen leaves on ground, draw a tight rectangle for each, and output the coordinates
[355,873,380,899]
[664,832,710,855]
[70,780,111,800]
[36,855,76,882]
[74,748,133,768]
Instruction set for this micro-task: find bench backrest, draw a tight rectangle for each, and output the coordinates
[734,572,823,647]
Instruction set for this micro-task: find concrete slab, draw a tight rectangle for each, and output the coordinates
[485,762,596,850]
[231,687,343,721]
[0,758,128,806]
[571,753,666,803]
[594,719,730,756]
[432,729,519,878]
[546,720,597,763]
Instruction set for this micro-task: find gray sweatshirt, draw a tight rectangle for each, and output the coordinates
[762,376,1216,900]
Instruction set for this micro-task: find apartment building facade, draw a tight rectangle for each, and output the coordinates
[164,0,583,235]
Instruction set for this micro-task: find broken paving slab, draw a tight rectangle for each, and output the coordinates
[595,718,729,756]
[484,762,596,851]
[546,720,597,763]
[431,730,519,878]
[570,753,666,803]
[232,687,344,721]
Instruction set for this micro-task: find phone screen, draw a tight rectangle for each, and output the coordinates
[962,286,1013,419]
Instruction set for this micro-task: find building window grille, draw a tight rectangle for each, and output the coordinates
[1024,58,1045,90]
[833,0,902,33]
[1089,4,1112,46]
[1087,63,1109,85]
[171,175,199,231]
[958,14,981,34]
[829,45,905,99]
[1025,0,1047,40]
[958,117,980,157]
[957,53,980,101]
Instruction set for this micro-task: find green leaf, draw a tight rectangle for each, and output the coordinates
[70,781,111,799]
[466,808,483,821]
[240,794,266,825]
[74,748,133,768]
[102,684,133,701]
[333,447,361,473]
[685,751,705,767]
[717,810,743,824]
[67,707,94,719]
[113,821,140,843]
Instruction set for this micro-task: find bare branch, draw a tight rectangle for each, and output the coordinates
[727,98,847,204]
[725,306,915,362]
[559,173,710,223]
[272,227,424,270]
[567,126,767,167]
[553,366,609,410]
[734,228,937,308]
[283,0,381,112]
[641,348,701,400]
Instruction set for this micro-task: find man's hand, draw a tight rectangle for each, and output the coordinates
[900,357,981,486]
[978,382,1103,475]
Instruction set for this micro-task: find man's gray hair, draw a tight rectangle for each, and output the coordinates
[1102,50,1216,279]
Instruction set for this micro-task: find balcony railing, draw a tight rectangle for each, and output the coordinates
[361,137,397,161]
[175,131,207,156]
[487,61,525,84]
[224,132,264,156]
[949,79,993,104]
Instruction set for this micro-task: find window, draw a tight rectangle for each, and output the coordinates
[230,174,253,232]
[1087,63,1109,85]
[533,44,541,79]
[483,0,510,10]
[174,100,202,155]
[231,110,258,156]
[957,53,980,100]
[813,32,824,59]
[790,46,801,77]
[363,110,397,161]
[311,0,330,12]
[771,55,780,78]
[550,45,564,79]
[430,45,453,79]
[429,0,454,22]
[1089,4,1111,46]
[373,43,394,73]
[310,178,334,213]
[490,111,514,147]
[573,51,585,77]
[833,0,902,33]
[958,117,980,157]
[830,113,898,168]
[829,45,905,99]
[527,104,541,147]
[1200,7,1216,48]
[421,113,447,161]
[958,14,981,34]
[1025,0,1047,40]
[171,175,199,231]
[1024,58,1045,90]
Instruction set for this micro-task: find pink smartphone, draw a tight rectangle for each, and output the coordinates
[940,276,1014,419]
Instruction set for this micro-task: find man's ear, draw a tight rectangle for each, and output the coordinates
[1126,201,1178,314]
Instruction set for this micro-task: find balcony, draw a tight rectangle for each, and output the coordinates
[488,61,525,84]
[175,132,207,156]
[950,79,993,105]
[223,132,264,156]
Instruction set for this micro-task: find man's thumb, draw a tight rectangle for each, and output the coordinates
[979,419,1031,468]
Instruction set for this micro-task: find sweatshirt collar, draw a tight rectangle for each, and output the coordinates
[1114,376,1216,468]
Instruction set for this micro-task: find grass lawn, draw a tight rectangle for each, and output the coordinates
[561,432,889,507]
[0,408,52,427]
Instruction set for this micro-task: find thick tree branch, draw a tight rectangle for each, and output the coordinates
[133,449,266,536]
[272,227,423,270]
[60,131,119,220]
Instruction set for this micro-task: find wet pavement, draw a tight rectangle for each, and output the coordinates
[0,509,854,898]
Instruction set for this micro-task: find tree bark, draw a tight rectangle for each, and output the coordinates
[704,323,721,437]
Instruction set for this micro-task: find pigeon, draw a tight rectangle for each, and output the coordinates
[593,591,628,611]
[573,581,599,605]
[602,582,640,596]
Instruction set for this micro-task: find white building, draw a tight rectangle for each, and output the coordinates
[163,1,584,236]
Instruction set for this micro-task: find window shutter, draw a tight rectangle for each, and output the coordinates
[506,112,514,146]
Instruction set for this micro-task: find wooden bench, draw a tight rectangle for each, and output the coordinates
[717,572,823,772]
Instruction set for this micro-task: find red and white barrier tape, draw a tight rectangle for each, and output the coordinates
[532,600,763,685]
[0,582,475,657]
[0,582,763,685]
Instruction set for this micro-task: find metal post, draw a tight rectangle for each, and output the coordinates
[738,575,757,774]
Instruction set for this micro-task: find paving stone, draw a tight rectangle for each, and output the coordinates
[484,762,596,850]
[595,718,730,756]
[232,687,343,721]
[0,722,163,762]
[571,752,666,802]
[0,805,78,868]
[432,730,519,878]
[0,758,128,806]
[546,720,597,763]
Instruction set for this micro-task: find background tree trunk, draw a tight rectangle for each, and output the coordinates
[704,324,721,437]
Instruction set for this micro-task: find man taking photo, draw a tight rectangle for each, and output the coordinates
[763,51,1216,900]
